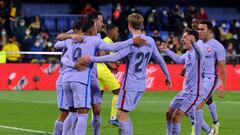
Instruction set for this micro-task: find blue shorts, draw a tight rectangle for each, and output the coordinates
[56,74,68,110]
[63,82,91,109]
[117,89,144,112]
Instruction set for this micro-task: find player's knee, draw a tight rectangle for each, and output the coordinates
[172,111,182,122]
[112,89,120,95]
[59,110,69,121]
[206,97,213,105]
[166,111,173,121]
[93,105,101,115]
[117,109,129,121]
[77,108,89,114]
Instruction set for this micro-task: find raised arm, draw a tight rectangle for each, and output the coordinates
[159,42,185,64]
[91,46,132,62]
[152,44,171,81]
[97,36,146,51]
[54,41,67,50]
[192,42,204,59]
[165,49,186,64]
[98,39,133,51]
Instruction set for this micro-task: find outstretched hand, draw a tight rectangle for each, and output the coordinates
[132,37,147,46]
[75,56,91,71]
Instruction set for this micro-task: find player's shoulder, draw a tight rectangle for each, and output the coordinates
[209,38,225,50]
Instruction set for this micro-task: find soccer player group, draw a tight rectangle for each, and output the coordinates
[52,11,226,135]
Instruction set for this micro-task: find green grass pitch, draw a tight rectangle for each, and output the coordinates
[0,91,239,135]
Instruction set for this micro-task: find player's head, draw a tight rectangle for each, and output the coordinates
[127,13,144,32]
[81,20,97,36]
[198,20,213,42]
[181,28,199,50]
[72,21,82,34]
[191,17,200,30]
[87,11,103,33]
[106,24,119,42]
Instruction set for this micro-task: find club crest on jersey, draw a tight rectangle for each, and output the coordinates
[207,47,211,52]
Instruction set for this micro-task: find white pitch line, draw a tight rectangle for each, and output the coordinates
[0,125,52,134]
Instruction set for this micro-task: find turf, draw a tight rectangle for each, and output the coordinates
[0,90,239,135]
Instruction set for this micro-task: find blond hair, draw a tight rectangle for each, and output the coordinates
[127,13,144,30]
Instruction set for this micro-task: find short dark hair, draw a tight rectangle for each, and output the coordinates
[87,11,102,21]
[106,24,117,32]
[72,21,82,30]
[81,20,95,32]
[199,20,213,31]
[184,28,199,41]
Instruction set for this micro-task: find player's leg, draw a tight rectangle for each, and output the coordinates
[62,82,77,135]
[171,109,185,135]
[109,88,120,126]
[117,90,144,135]
[53,76,69,135]
[166,93,184,135]
[194,101,206,135]
[176,95,204,135]
[91,76,102,135]
[71,82,91,135]
[205,80,219,135]
[206,96,219,135]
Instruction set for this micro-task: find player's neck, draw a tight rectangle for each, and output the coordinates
[131,30,142,36]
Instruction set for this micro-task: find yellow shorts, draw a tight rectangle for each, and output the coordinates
[97,63,120,91]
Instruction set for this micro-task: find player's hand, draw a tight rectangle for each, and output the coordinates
[179,68,186,77]
[132,37,146,46]
[165,79,172,90]
[106,62,119,74]
[159,42,168,51]
[71,34,83,42]
[218,89,224,98]
[75,56,91,71]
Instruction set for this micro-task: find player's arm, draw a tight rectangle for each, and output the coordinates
[152,43,172,88]
[192,42,204,59]
[54,40,67,50]
[91,46,131,62]
[216,44,226,98]
[75,47,131,71]
[56,32,83,42]
[218,60,226,98]
[159,42,185,64]
[97,37,146,52]
[61,53,88,71]
[165,49,185,64]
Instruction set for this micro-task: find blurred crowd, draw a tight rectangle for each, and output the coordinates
[0,0,56,63]
[1,1,240,64]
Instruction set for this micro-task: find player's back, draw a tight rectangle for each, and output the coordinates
[63,38,97,84]
[123,35,154,91]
